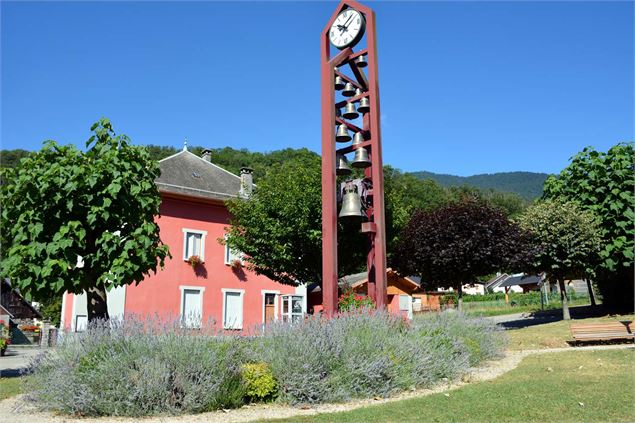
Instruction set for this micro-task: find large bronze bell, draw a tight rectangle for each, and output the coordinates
[357,96,370,113]
[355,55,368,68]
[339,182,363,218]
[334,67,345,90]
[335,124,352,143]
[352,131,364,146]
[342,82,355,97]
[352,147,371,168]
[342,102,359,119]
[336,154,352,176]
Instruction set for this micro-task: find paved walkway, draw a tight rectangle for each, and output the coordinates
[0,347,43,377]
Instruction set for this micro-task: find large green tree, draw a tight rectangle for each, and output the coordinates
[392,200,528,309]
[225,155,366,285]
[0,119,170,321]
[517,200,602,320]
[542,143,634,310]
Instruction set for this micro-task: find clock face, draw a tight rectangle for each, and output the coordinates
[329,8,365,49]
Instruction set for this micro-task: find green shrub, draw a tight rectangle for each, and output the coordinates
[241,362,277,401]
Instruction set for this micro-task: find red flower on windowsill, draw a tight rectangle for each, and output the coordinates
[187,255,203,269]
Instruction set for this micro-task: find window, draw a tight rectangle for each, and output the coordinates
[222,289,244,330]
[75,315,87,332]
[180,286,205,328]
[281,295,304,323]
[399,295,411,311]
[224,234,243,265]
[182,229,207,261]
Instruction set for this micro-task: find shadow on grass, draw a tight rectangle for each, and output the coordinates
[499,305,611,330]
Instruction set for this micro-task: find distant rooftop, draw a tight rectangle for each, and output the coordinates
[156,149,242,202]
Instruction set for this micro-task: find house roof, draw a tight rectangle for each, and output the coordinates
[497,274,543,288]
[156,150,242,202]
[1,279,42,319]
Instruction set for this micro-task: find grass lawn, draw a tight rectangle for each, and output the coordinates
[0,377,23,400]
[273,349,635,423]
[507,313,635,351]
[465,298,591,318]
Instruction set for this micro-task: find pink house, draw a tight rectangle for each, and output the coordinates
[61,148,305,332]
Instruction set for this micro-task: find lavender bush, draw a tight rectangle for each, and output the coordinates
[24,311,505,416]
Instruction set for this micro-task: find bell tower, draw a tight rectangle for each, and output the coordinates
[321,0,387,315]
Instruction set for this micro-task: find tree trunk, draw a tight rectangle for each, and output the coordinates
[457,284,463,312]
[87,285,110,322]
[585,278,597,307]
[558,279,571,321]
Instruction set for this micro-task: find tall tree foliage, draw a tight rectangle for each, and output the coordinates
[0,119,170,321]
[393,200,528,309]
[517,200,602,320]
[225,155,366,285]
[542,143,634,310]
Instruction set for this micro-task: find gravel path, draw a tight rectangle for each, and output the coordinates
[1,344,632,423]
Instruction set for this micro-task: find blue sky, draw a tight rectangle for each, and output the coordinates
[2,1,633,176]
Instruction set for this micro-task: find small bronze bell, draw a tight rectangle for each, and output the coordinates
[352,131,364,146]
[335,124,352,143]
[339,182,363,218]
[342,82,355,97]
[355,88,363,97]
[342,102,359,120]
[357,96,370,113]
[352,147,371,168]
[355,55,368,68]
[334,67,345,90]
[336,154,352,176]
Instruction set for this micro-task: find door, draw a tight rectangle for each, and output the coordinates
[264,293,276,324]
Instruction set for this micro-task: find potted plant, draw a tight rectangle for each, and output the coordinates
[187,255,203,269]
[230,258,243,270]
[0,320,11,356]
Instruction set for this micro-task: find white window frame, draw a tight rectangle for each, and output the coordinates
[224,234,243,265]
[182,228,207,262]
[179,285,206,328]
[281,294,304,323]
[222,288,245,330]
[261,290,280,324]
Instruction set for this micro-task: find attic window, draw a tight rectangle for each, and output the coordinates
[191,171,201,179]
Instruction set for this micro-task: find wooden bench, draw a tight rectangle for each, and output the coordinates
[570,321,635,343]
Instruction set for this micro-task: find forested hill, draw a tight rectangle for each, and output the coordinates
[1,145,548,199]
[410,171,549,200]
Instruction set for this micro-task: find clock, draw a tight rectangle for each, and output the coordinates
[329,8,365,49]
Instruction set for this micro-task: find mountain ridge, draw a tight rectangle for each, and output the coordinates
[410,170,550,200]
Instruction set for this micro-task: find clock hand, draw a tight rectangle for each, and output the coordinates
[343,14,355,29]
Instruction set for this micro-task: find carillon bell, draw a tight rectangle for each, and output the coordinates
[352,131,364,146]
[334,67,345,90]
[336,154,352,176]
[357,96,370,113]
[335,124,352,142]
[355,88,363,97]
[355,55,368,68]
[342,82,356,97]
[339,182,363,218]
[352,147,371,168]
[342,102,359,119]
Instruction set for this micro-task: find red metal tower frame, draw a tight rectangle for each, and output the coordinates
[321,0,387,316]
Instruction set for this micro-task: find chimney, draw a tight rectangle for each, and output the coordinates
[239,167,254,198]
[201,149,212,162]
